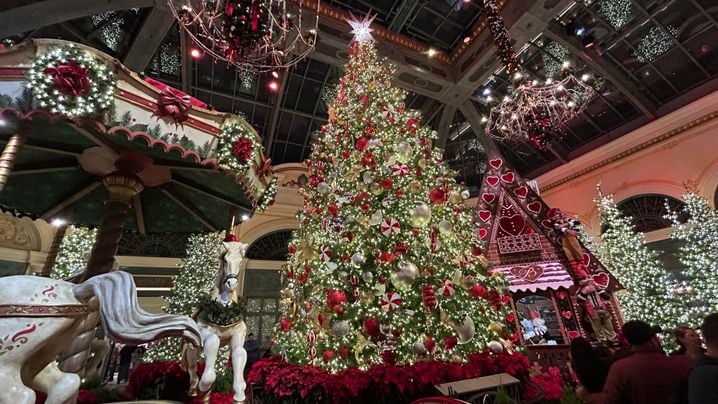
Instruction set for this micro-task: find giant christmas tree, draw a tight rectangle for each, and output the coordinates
[667,192,718,328]
[273,19,511,372]
[594,189,681,346]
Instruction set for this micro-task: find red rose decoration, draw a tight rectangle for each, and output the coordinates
[394,242,408,255]
[231,137,254,162]
[429,188,446,204]
[363,317,380,337]
[342,150,351,159]
[326,290,347,312]
[443,335,458,350]
[327,203,339,216]
[43,61,90,96]
[288,244,297,254]
[339,346,349,359]
[381,178,394,190]
[379,251,396,263]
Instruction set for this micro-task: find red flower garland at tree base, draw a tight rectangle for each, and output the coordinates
[231,137,254,163]
[247,352,530,403]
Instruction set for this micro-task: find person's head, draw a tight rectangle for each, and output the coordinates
[673,326,702,351]
[701,313,718,352]
[622,320,662,348]
[570,337,599,362]
[247,333,255,340]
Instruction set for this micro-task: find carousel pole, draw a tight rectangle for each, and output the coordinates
[40,219,69,277]
[81,172,144,281]
[60,171,143,375]
[0,132,25,191]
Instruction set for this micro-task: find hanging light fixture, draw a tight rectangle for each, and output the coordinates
[482,0,594,149]
[168,0,319,74]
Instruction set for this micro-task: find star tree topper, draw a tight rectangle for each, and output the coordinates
[348,13,376,43]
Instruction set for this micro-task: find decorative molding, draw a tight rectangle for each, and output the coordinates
[540,110,718,191]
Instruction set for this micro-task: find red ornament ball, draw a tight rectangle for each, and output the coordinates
[288,244,297,254]
[322,349,335,363]
[356,137,369,151]
[279,318,292,331]
[468,284,488,298]
[429,188,446,204]
[363,317,380,337]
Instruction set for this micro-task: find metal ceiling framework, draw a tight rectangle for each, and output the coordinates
[0,0,716,193]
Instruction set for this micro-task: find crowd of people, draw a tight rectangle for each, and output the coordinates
[571,313,718,404]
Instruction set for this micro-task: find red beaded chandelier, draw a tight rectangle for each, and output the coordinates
[168,0,319,73]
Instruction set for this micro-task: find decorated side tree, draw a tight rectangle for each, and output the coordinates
[594,190,681,342]
[144,232,223,361]
[666,192,718,327]
[50,225,97,280]
[273,19,512,372]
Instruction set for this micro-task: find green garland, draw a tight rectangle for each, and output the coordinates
[28,45,116,117]
[196,294,246,326]
[257,177,278,211]
[215,121,261,173]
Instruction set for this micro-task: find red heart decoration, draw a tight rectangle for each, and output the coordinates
[556,291,567,300]
[489,159,503,169]
[478,228,488,239]
[568,330,581,339]
[499,214,526,236]
[541,219,553,229]
[486,176,500,187]
[514,186,528,198]
[527,201,542,214]
[478,210,491,222]
[482,193,496,204]
[501,172,515,184]
[510,265,544,283]
[592,272,609,289]
[582,252,591,267]
[562,310,573,319]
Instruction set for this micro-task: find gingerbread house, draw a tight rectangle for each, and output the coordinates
[475,152,623,354]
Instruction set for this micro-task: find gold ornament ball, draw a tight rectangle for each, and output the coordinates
[438,219,453,234]
[370,183,384,195]
[449,191,463,205]
[460,275,476,289]
[408,180,422,194]
[418,158,429,169]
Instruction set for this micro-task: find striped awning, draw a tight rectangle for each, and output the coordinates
[493,261,574,293]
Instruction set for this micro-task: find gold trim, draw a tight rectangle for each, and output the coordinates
[542,111,718,191]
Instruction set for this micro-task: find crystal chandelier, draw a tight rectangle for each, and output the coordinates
[482,0,594,148]
[168,0,319,73]
[486,76,594,148]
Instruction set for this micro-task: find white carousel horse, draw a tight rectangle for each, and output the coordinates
[185,240,249,403]
[0,271,202,404]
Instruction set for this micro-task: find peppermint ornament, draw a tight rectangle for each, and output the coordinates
[381,291,402,311]
[392,163,410,176]
[319,245,333,262]
[380,217,401,236]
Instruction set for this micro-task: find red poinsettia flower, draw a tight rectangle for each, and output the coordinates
[231,137,254,162]
[43,61,90,96]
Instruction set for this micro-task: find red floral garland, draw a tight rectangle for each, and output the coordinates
[247,352,530,402]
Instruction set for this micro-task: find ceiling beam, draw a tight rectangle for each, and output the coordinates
[457,100,500,154]
[543,22,658,119]
[41,180,102,220]
[170,177,251,214]
[123,7,175,72]
[161,188,217,232]
[265,70,291,156]
[0,0,154,38]
[435,105,456,149]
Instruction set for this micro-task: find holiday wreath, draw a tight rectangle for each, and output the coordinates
[28,44,116,117]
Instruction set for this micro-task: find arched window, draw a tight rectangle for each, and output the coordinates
[614,194,686,233]
[246,230,293,260]
[117,231,191,257]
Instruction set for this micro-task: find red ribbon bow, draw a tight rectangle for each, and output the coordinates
[43,61,90,96]
[155,86,191,123]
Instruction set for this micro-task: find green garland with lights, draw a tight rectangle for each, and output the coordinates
[28,45,116,117]
[214,121,262,173]
[273,38,512,373]
[50,226,97,280]
[257,177,278,211]
[666,192,718,329]
[197,294,246,326]
[593,189,682,350]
